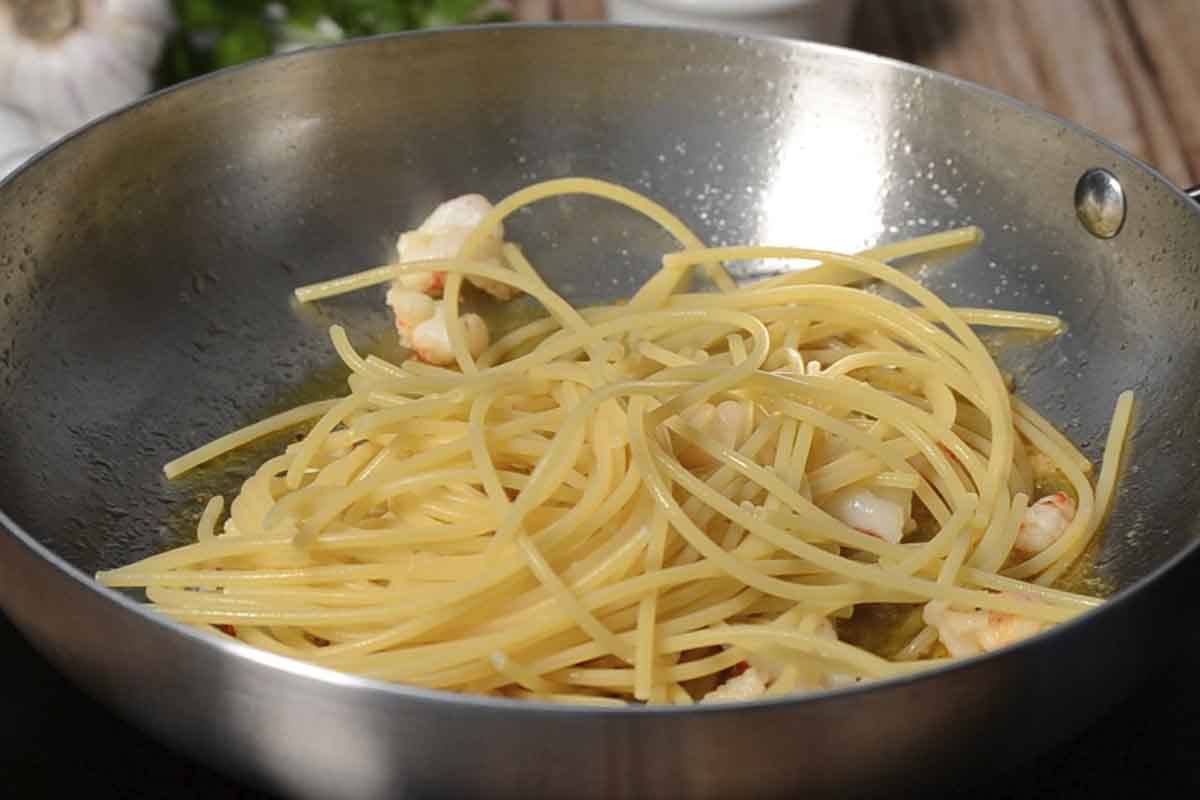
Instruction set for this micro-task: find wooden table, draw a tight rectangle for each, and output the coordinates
[516,0,1199,187]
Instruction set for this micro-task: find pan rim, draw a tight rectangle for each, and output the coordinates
[1,21,1197,718]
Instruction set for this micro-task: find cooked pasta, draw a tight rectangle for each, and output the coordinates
[98,177,1133,705]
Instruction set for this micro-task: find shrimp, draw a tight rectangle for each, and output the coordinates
[704,613,839,702]
[701,666,768,703]
[387,288,489,365]
[1013,492,1076,555]
[821,487,907,544]
[922,595,1047,658]
[675,400,754,468]
[394,194,518,300]
[386,288,436,347]
[744,613,838,682]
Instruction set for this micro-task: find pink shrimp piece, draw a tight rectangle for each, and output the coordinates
[386,288,489,366]
[1014,492,1076,555]
[923,594,1048,658]
[393,194,516,300]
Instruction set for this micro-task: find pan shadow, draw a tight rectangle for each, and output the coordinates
[851,0,962,64]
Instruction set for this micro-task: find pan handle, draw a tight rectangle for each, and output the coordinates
[1187,184,1200,202]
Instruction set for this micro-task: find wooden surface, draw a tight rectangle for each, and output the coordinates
[517,0,1198,187]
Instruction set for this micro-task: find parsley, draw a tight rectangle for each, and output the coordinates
[160,0,506,85]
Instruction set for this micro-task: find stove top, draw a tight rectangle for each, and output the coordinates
[4,614,1198,798]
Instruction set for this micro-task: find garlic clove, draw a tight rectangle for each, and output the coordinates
[0,103,41,178]
[4,42,88,135]
[89,0,177,69]
[0,149,35,179]
[76,33,155,117]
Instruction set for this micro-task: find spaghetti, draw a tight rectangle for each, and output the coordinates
[99,178,1133,705]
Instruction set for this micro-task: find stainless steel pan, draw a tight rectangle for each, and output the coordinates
[2,24,1199,799]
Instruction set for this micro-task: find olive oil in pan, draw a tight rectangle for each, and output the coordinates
[161,362,353,549]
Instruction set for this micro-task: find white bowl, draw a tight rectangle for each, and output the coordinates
[605,0,860,44]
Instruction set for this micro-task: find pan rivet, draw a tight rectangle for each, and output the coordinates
[1075,168,1126,239]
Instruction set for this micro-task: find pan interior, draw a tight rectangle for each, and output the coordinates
[1,27,1198,597]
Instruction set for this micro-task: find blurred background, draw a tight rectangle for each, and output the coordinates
[1,0,1196,185]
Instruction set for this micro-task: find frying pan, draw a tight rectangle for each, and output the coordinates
[1,24,1198,800]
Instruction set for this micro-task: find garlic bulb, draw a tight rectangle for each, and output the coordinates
[0,0,174,178]
[0,103,40,179]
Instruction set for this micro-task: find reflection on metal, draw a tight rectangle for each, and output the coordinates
[760,88,888,257]
[1075,168,1126,239]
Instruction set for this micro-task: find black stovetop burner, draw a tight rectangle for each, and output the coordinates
[3,615,1198,797]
